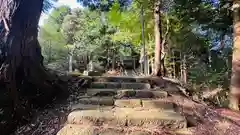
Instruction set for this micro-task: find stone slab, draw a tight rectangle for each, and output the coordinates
[90,76,161,83]
[70,103,113,111]
[57,124,124,135]
[134,90,167,98]
[121,83,151,89]
[90,82,151,89]
[86,89,117,96]
[91,82,121,89]
[57,124,171,135]
[70,103,100,111]
[116,89,168,99]
[151,90,168,98]
[68,108,186,129]
[57,125,94,135]
[173,128,194,135]
[67,109,126,126]
[141,99,174,110]
[78,97,114,106]
[125,109,187,129]
[93,76,137,82]
[115,99,142,108]
[116,89,136,98]
[129,131,151,135]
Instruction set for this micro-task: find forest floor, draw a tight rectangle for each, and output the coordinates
[13,90,81,135]
[12,74,240,135]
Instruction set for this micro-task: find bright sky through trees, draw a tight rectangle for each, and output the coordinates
[39,0,81,25]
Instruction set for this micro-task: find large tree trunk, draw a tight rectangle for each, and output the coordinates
[153,0,162,76]
[229,0,240,110]
[0,0,43,109]
[0,0,65,134]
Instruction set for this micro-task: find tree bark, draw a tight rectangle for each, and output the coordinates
[69,47,73,72]
[182,54,187,84]
[0,0,65,133]
[229,0,240,110]
[69,54,73,72]
[112,49,116,70]
[0,0,44,108]
[153,0,162,76]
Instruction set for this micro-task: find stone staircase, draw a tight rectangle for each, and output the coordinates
[57,76,187,135]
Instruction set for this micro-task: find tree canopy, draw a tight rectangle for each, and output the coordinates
[37,0,234,106]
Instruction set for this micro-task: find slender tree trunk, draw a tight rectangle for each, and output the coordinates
[146,55,150,75]
[151,57,154,74]
[180,52,187,83]
[140,48,144,73]
[68,48,74,72]
[229,0,240,110]
[161,45,166,76]
[182,54,187,84]
[153,0,162,76]
[69,54,73,72]
[112,50,116,70]
[172,49,176,78]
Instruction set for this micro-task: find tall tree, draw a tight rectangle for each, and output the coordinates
[229,0,240,110]
[0,0,63,134]
[153,0,162,76]
[108,0,171,75]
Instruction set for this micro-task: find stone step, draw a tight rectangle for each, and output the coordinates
[70,103,113,111]
[76,96,172,110]
[114,99,174,110]
[77,97,115,106]
[57,124,124,135]
[90,76,161,83]
[121,82,151,89]
[86,89,117,96]
[90,82,151,89]
[141,99,174,109]
[115,99,142,108]
[93,76,137,82]
[90,82,120,89]
[116,89,168,98]
[67,108,186,129]
[86,89,168,98]
[57,124,169,135]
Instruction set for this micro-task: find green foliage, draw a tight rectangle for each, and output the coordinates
[61,9,117,60]
[39,0,232,97]
[173,0,232,34]
[40,5,132,71]
[76,0,130,11]
[39,5,71,67]
[107,0,155,53]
